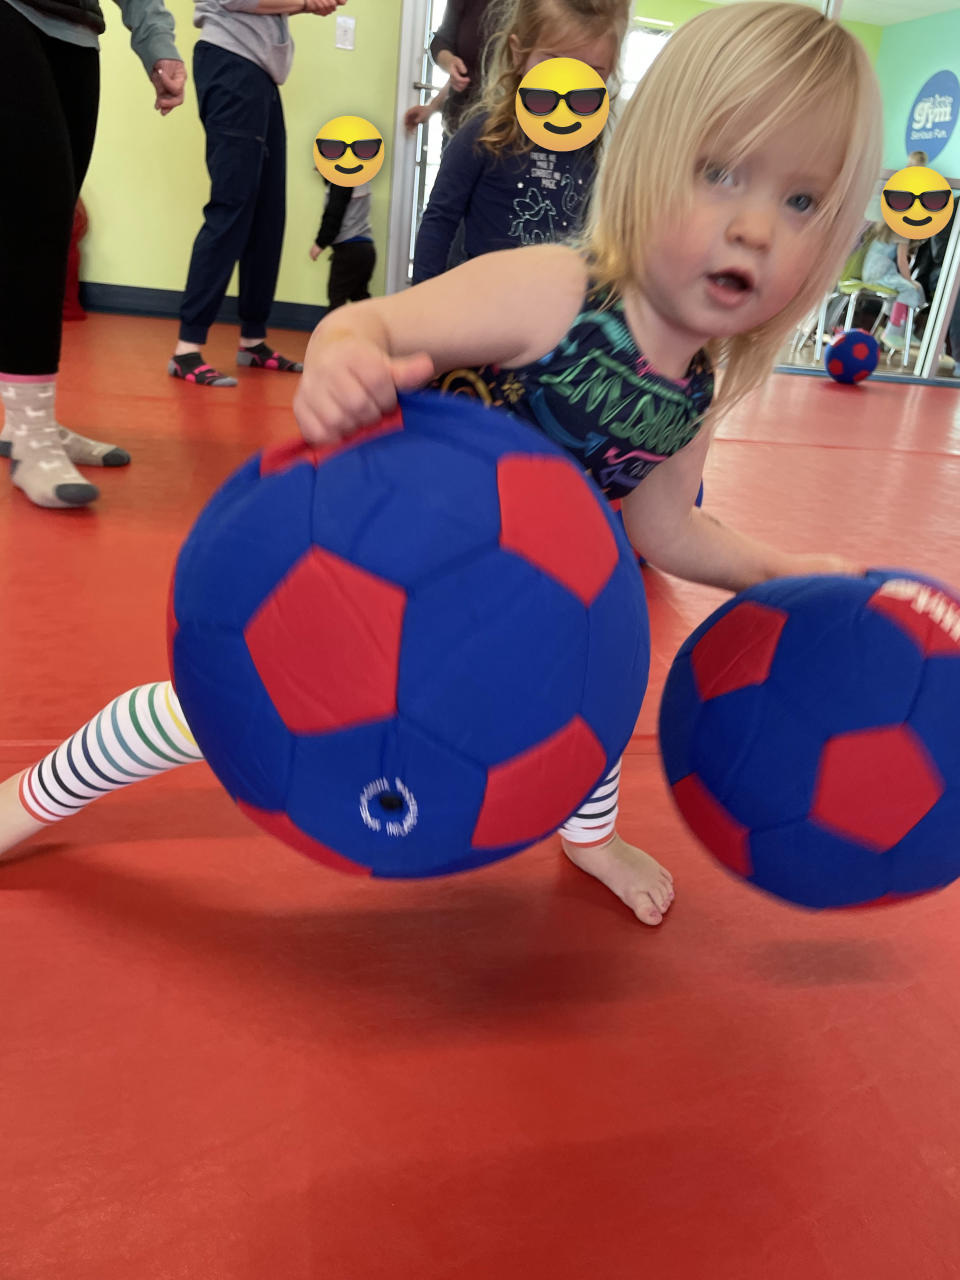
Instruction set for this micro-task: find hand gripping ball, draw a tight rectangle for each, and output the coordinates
[659,570,960,909]
[168,391,650,878]
[824,329,879,384]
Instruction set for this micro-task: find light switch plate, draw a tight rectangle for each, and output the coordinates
[335,15,355,49]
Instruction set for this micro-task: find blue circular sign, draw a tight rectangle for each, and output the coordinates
[906,70,960,163]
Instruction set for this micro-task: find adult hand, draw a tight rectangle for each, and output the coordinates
[309,244,323,261]
[438,50,470,92]
[150,59,187,115]
[304,0,337,13]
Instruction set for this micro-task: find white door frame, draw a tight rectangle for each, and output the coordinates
[386,0,434,296]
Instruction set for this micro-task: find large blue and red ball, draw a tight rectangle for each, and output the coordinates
[659,569,960,909]
[168,391,650,878]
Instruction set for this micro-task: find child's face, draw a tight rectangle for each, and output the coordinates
[639,107,845,356]
[511,31,616,83]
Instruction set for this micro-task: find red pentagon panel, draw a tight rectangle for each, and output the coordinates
[868,580,960,658]
[671,774,752,876]
[852,342,869,359]
[828,359,844,376]
[497,455,618,606]
[691,601,788,701]
[811,725,944,852]
[853,370,869,382]
[259,406,405,478]
[236,799,370,875]
[166,569,179,688]
[244,546,406,734]
[471,715,607,849]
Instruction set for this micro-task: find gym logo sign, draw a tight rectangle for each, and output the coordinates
[906,70,959,164]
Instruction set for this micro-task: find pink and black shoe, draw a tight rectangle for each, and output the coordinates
[236,342,303,373]
[168,353,238,387]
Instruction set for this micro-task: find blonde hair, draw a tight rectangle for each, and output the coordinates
[909,149,928,165]
[465,0,631,156]
[574,2,883,423]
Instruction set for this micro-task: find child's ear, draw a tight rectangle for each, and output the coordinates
[508,34,522,70]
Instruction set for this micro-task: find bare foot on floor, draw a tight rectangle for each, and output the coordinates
[0,771,48,862]
[562,832,675,925]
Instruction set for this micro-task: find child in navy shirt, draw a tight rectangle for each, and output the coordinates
[412,0,631,283]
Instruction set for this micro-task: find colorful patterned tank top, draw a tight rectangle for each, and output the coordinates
[431,287,714,501]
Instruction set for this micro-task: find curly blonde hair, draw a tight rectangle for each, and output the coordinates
[464,0,631,157]
[572,1,883,423]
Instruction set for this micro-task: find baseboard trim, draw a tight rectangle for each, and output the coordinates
[79,283,327,332]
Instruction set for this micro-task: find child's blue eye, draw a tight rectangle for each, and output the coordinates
[703,164,734,186]
[789,193,817,213]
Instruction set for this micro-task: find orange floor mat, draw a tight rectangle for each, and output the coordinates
[2,317,960,1278]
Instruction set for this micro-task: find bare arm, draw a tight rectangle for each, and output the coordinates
[315,243,585,373]
[621,427,857,591]
[896,241,912,278]
[294,244,588,442]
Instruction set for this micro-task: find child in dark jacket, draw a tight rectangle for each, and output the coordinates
[310,177,376,311]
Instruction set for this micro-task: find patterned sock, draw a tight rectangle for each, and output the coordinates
[558,760,621,846]
[19,682,204,824]
[0,373,98,508]
[168,352,238,388]
[235,342,303,373]
[0,423,130,467]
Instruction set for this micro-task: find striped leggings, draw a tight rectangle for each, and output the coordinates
[19,682,620,846]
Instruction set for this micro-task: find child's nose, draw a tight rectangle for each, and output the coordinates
[727,202,774,251]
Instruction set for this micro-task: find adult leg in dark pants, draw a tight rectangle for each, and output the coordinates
[172,43,301,387]
[0,3,125,507]
[327,241,377,312]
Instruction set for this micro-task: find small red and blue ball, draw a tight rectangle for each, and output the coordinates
[824,329,879,384]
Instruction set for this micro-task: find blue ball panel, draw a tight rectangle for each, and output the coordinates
[910,655,960,779]
[658,656,704,786]
[309,431,502,589]
[172,625,293,810]
[397,390,568,464]
[400,549,585,766]
[581,555,650,764]
[693,684,825,828]
[286,718,487,877]
[886,790,960,895]
[749,821,890,909]
[174,462,315,630]
[761,577,923,734]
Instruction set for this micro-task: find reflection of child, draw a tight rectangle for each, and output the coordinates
[309,177,376,312]
[862,221,925,349]
[411,0,631,283]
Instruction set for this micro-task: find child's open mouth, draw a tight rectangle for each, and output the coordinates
[705,270,754,306]
[708,271,752,292]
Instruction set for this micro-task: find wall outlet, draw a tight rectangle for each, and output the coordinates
[335,15,355,50]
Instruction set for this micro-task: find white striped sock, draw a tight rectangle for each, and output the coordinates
[20,682,204,823]
[559,759,621,845]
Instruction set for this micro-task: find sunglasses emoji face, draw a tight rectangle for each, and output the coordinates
[313,115,384,186]
[881,166,954,239]
[515,57,608,152]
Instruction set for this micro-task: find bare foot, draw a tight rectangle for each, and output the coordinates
[0,771,49,862]
[562,832,675,925]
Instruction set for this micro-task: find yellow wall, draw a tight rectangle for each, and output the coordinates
[85,0,403,305]
[83,0,882,308]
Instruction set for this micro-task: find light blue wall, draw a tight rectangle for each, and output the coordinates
[876,9,960,176]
